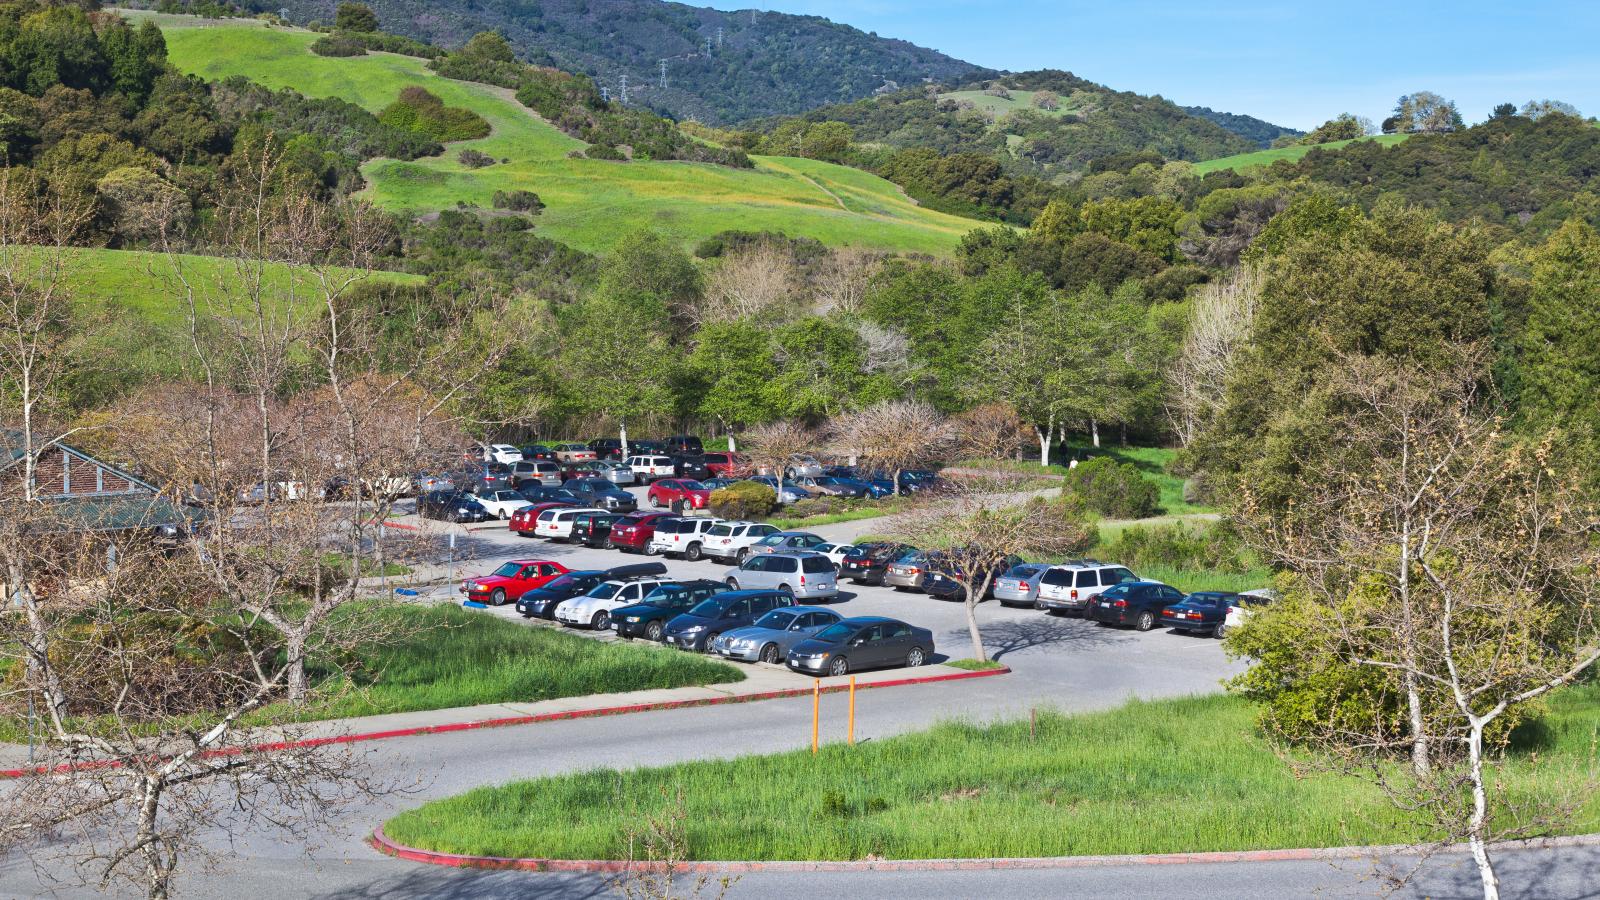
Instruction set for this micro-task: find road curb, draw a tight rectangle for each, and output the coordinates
[0,666,1008,778]
[368,827,1600,874]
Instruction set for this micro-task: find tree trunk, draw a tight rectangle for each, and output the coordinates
[137,775,174,900]
[619,421,630,460]
[727,431,737,453]
[1091,419,1100,448]
[893,466,903,497]
[1466,722,1500,900]
[1399,520,1430,774]
[1035,420,1053,467]
[964,588,986,662]
[284,631,308,703]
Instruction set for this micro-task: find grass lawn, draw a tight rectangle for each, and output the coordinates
[384,685,1600,861]
[137,13,982,256]
[1193,133,1410,174]
[956,445,1215,517]
[768,496,913,530]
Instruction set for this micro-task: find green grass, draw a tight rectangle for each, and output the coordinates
[957,446,1215,517]
[1193,133,1411,175]
[944,658,1006,671]
[768,496,913,530]
[1129,563,1268,594]
[384,686,1600,861]
[137,13,982,255]
[938,89,1087,119]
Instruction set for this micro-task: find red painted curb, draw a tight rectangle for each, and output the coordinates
[368,826,1600,875]
[0,665,1008,779]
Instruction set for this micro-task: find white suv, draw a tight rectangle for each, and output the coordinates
[648,517,724,560]
[534,506,606,541]
[1035,562,1138,613]
[483,443,524,464]
[702,521,781,563]
[1220,588,1278,637]
[556,577,675,630]
[626,455,677,483]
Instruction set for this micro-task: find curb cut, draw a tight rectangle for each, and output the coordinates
[368,827,1600,875]
[0,666,1009,779]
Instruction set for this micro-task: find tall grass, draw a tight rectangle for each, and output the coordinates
[385,686,1600,861]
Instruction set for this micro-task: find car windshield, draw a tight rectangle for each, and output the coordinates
[542,574,582,591]
[814,622,857,642]
[677,480,705,490]
[491,562,520,577]
[583,583,620,599]
[687,598,728,617]
[753,610,796,629]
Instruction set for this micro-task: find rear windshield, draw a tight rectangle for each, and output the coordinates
[655,519,691,534]
[707,524,733,536]
[801,556,834,573]
[1100,584,1134,600]
[1004,564,1043,578]
[1041,568,1074,586]
[894,550,921,563]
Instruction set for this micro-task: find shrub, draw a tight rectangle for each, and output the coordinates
[378,87,490,142]
[584,143,625,161]
[309,32,366,57]
[1097,521,1253,573]
[334,2,379,32]
[1062,456,1160,519]
[491,189,543,212]
[709,481,776,520]
[457,148,494,168]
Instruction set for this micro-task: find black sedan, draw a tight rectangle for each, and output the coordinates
[516,570,610,619]
[787,616,934,677]
[561,477,638,513]
[417,489,492,523]
[519,444,557,461]
[1160,591,1240,637]
[838,542,914,586]
[921,553,1021,602]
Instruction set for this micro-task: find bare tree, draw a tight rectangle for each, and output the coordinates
[740,419,816,479]
[950,402,1031,461]
[1166,265,1260,447]
[831,399,951,495]
[695,243,797,326]
[811,246,881,316]
[1236,350,1600,899]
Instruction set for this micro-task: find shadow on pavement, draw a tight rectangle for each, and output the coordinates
[312,867,613,900]
[964,615,1124,661]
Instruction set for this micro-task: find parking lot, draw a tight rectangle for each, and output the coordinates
[386,482,1247,703]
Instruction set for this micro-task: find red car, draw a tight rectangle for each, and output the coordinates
[461,559,570,606]
[648,478,711,510]
[608,511,673,553]
[702,452,751,478]
[510,501,574,536]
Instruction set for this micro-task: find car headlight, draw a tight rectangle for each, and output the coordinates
[682,624,705,634]
[625,616,641,623]
[474,583,488,591]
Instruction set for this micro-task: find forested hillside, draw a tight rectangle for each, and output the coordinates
[265,0,991,124]
[1181,105,1301,148]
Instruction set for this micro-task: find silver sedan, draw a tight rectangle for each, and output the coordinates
[709,606,842,664]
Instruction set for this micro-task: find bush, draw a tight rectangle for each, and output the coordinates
[1062,456,1160,519]
[783,496,858,519]
[709,481,776,520]
[1097,521,1253,573]
[334,2,379,32]
[457,148,494,168]
[378,87,490,142]
[491,189,543,212]
[310,32,367,57]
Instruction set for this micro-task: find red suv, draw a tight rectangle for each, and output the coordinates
[608,511,673,554]
[702,452,750,478]
[647,478,711,510]
[510,501,574,536]
[461,559,570,606]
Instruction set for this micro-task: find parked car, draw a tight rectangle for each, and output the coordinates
[702,451,751,478]
[812,542,855,569]
[821,464,858,479]
[510,459,564,487]
[922,553,1022,602]
[470,488,534,519]
[663,590,796,652]
[556,571,677,630]
[898,469,942,493]
[518,484,580,504]
[787,616,934,677]
[723,551,839,600]
[792,475,868,499]
[648,478,711,511]
[567,459,636,485]
[1161,591,1241,637]
[648,516,724,560]
[747,475,809,504]
[701,476,743,492]
[538,561,667,623]
[509,500,575,536]
[816,470,886,498]
[418,489,492,523]
[1035,562,1139,614]
[552,442,597,464]
[1221,588,1278,637]
[663,435,704,456]
[993,563,1051,608]
[534,506,607,541]
[783,456,824,479]
[571,511,623,548]
[701,521,780,564]
[625,455,678,483]
[460,559,570,606]
[452,462,515,493]
[482,443,523,464]
[711,606,843,664]
[883,549,932,591]
[629,439,667,456]
[669,454,711,480]
[838,542,915,585]
[1084,581,1187,631]
[612,579,728,641]
[412,472,452,494]
[561,477,638,512]
[608,511,674,553]
[516,569,611,619]
[747,531,828,557]
[519,444,557,461]
[588,438,624,460]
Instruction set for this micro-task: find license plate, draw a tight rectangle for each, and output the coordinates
[665,636,677,644]
[1101,601,1112,607]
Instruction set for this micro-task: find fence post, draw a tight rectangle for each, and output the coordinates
[811,680,820,754]
[848,676,856,745]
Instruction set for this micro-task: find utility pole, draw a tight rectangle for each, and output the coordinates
[620,73,628,103]
[659,58,667,90]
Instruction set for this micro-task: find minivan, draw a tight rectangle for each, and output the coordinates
[663,589,796,652]
[723,551,839,601]
[664,434,704,455]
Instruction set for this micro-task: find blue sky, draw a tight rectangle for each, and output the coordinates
[714,1,1600,130]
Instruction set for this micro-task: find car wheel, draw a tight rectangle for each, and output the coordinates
[737,548,750,564]
[592,610,610,631]
[726,578,739,590]
[702,632,719,652]
[759,643,781,664]
[906,646,925,668]
[645,544,663,556]
[490,588,506,607]
[778,583,793,595]
[828,656,849,677]
[603,537,615,550]
[1136,611,1156,632]
[645,621,664,642]
[685,542,702,561]
[1213,622,1227,639]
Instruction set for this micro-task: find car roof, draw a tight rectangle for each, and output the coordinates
[707,589,789,600]
[767,549,824,559]
[835,615,903,626]
[775,530,821,538]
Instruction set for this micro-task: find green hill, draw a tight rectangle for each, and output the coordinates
[141,14,980,256]
[1192,133,1410,175]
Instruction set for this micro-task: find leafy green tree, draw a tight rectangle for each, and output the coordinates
[1299,113,1370,145]
[763,317,890,421]
[334,2,380,33]
[1519,99,1581,120]
[595,230,702,336]
[555,287,678,452]
[459,31,516,63]
[1077,196,1183,261]
[687,320,778,445]
[1389,90,1463,133]
[1489,102,1517,120]
[99,19,167,105]
[1517,219,1600,455]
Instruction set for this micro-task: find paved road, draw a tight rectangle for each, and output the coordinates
[3,491,1586,897]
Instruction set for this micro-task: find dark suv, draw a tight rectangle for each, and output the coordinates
[452,463,514,493]
[1084,581,1187,631]
[418,489,491,522]
[662,590,795,652]
[670,454,711,480]
[561,477,638,512]
[571,511,623,548]
[663,435,704,455]
[612,580,730,641]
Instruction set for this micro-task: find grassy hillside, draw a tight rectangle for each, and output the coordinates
[939,89,1086,119]
[141,14,980,256]
[1192,133,1410,174]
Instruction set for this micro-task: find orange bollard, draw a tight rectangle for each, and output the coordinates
[811,680,820,754]
[848,676,857,745]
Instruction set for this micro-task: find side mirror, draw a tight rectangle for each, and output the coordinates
[849,637,866,646]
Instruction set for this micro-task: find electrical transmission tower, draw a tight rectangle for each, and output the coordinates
[620,73,628,103]
[659,58,668,90]
[601,85,610,102]
[703,37,712,56]
[716,26,723,49]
